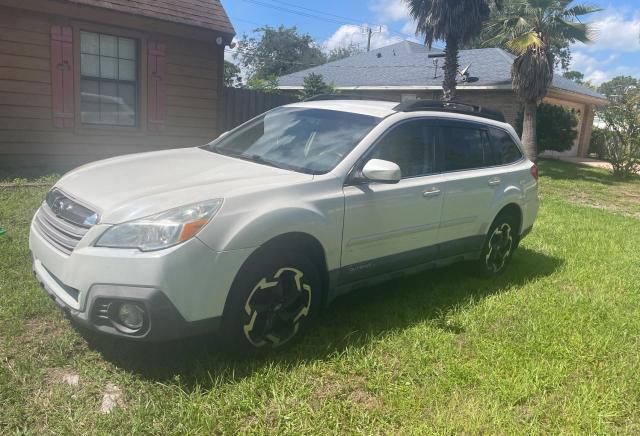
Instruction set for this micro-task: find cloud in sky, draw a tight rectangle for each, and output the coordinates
[569,11,640,84]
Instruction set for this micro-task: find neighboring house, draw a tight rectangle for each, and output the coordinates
[278,41,608,158]
[0,0,234,169]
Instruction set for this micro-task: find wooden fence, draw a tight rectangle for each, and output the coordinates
[221,87,298,132]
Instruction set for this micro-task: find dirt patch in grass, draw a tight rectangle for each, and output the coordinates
[311,373,379,411]
[19,317,68,344]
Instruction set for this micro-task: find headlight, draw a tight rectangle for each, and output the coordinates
[95,199,223,251]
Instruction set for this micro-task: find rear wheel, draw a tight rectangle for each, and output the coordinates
[478,213,518,275]
[221,251,321,354]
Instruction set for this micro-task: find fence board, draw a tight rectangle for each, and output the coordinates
[221,87,297,132]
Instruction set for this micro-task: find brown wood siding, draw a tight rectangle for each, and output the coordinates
[0,6,223,170]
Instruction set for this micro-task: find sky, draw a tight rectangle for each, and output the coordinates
[221,0,640,85]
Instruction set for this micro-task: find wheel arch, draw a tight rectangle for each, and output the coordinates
[496,202,523,236]
[225,232,331,313]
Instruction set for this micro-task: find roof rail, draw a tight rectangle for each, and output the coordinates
[393,100,506,122]
[304,94,396,103]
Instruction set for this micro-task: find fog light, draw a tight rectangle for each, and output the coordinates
[117,303,145,330]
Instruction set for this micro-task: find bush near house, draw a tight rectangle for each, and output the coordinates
[517,103,578,153]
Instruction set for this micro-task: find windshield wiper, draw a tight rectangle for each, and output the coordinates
[212,148,286,170]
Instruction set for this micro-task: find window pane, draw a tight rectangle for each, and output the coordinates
[118,37,136,60]
[489,128,522,164]
[80,32,138,127]
[101,103,118,124]
[119,83,136,106]
[442,127,486,171]
[80,31,99,54]
[371,121,435,178]
[100,34,117,57]
[81,54,100,77]
[100,57,117,79]
[118,59,136,81]
[118,106,135,126]
[80,79,100,102]
[81,101,100,124]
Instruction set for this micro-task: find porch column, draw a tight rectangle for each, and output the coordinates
[577,104,595,157]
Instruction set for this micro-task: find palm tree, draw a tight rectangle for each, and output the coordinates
[405,0,501,101]
[485,0,600,160]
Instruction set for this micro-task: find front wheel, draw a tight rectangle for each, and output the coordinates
[221,251,321,354]
[477,213,518,275]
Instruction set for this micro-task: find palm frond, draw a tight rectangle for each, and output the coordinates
[506,31,543,55]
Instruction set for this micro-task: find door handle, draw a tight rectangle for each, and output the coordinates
[423,187,441,198]
[488,177,501,187]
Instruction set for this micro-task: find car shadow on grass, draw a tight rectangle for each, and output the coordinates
[82,247,562,388]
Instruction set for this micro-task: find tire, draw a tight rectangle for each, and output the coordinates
[477,212,519,276]
[221,250,322,355]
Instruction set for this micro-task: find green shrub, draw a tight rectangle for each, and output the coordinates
[589,127,608,158]
[517,103,579,152]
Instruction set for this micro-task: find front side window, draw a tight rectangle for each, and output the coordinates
[369,120,436,178]
[80,31,137,126]
[441,126,492,171]
[489,127,523,164]
[208,108,381,174]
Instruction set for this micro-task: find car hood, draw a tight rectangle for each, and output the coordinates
[54,147,313,224]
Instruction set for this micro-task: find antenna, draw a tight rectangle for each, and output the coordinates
[428,52,444,79]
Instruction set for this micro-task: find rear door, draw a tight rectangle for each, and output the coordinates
[341,119,445,283]
[436,121,499,257]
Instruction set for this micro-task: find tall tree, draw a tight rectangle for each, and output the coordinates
[404,0,501,101]
[223,61,242,88]
[485,0,600,160]
[234,26,326,81]
[327,43,364,62]
[562,70,585,84]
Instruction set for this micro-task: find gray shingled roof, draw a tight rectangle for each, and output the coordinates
[278,41,605,101]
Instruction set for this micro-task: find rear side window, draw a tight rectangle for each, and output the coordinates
[441,126,492,171]
[370,120,436,178]
[489,128,523,164]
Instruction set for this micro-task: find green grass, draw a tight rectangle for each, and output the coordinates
[1,160,640,434]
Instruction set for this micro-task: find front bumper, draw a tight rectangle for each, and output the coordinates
[29,216,254,341]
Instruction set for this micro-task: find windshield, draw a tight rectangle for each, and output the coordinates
[206,107,381,174]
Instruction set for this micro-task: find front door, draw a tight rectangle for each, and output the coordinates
[341,119,444,284]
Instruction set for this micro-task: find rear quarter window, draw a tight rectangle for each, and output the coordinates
[489,128,523,164]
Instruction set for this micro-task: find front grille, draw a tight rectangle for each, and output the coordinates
[34,191,97,255]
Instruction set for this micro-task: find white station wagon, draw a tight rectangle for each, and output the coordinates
[30,97,539,353]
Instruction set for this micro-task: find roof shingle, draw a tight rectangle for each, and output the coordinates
[61,0,235,35]
[279,41,605,101]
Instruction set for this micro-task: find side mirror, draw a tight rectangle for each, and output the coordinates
[361,159,401,184]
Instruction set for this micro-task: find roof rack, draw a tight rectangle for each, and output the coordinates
[304,94,396,103]
[393,100,506,122]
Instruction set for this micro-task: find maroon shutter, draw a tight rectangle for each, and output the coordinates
[51,25,74,128]
[147,41,167,131]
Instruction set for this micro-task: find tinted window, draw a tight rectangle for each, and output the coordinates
[489,128,523,164]
[441,126,492,171]
[370,121,435,178]
[208,108,380,174]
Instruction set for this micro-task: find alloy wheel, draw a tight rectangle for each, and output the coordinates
[243,267,312,348]
[485,223,514,273]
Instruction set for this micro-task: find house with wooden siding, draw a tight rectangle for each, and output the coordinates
[0,0,234,171]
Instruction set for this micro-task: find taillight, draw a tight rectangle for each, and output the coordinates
[530,164,539,182]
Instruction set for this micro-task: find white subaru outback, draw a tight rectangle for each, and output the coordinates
[30,97,538,352]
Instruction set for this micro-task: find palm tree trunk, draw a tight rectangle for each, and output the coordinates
[521,101,538,161]
[442,36,459,101]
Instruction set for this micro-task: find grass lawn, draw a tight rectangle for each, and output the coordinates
[1,160,640,434]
